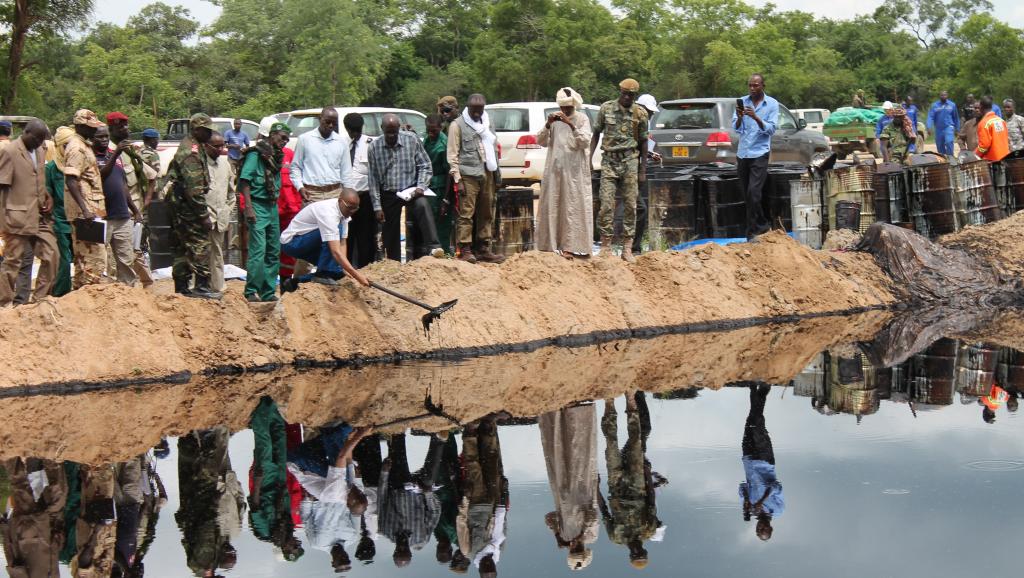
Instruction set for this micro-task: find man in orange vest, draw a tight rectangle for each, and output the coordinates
[980,383,1010,423]
[975,95,1010,161]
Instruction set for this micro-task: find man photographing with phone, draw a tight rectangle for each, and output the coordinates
[732,73,778,240]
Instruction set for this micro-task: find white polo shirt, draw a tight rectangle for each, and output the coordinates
[280,199,350,245]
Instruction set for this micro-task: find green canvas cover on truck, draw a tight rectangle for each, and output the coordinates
[825,107,885,126]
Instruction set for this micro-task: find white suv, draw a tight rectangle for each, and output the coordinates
[486,102,602,185]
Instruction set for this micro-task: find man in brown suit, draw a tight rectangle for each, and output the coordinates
[0,119,57,306]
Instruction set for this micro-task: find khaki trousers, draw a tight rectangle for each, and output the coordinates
[105,218,138,286]
[209,226,229,292]
[456,173,496,245]
[0,230,57,306]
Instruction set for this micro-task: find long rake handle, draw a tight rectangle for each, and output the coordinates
[370,282,433,311]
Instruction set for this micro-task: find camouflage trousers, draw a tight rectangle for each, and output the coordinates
[168,191,211,283]
[598,153,639,238]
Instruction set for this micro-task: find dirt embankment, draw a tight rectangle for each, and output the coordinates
[0,312,891,465]
[0,231,895,387]
[942,210,1024,279]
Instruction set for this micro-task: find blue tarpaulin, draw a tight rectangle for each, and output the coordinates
[670,232,797,251]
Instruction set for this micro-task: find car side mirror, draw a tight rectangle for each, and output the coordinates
[797,118,807,130]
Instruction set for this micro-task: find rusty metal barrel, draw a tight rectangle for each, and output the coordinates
[765,163,807,231]
[997,347,1024,396]
[826,164,875,233]
[990,161,1013,215]
[954,160,1004,226]
[648,172,699,249]
[494,187,535,256]
[698,167,746,238]
[790,177,825,249]
[955,342,1000,397]
[907,162,958,239]
[1003,157,1024,214]
[872,162,907,224]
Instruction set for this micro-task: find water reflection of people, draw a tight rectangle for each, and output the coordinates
[248,396,304,562]
[287,424,373,572]
[739,383,784,541]
[458,414,509,578]
[424,434,462,568]
[980,384,1011,423]
[539,403,599,571]
[2,457,67,578]
[378,433,442,568]
[598,392,665,570]
[176,427,246,577]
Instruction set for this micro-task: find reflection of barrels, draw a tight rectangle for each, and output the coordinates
[955,342,1000,397]
[872,162,906,224]
[765,165,806,231]
[1005,157,1024,213]
[997,347,1024,394]
[828,353,878,416]
[954,160,1004,226]
[826,165,875,233]
[705,175,746,238]
[908,337,958,405]
[907,163,958,239]
[648,173,698,249]
[790,178,825,249]
[495,187,535,256]
[148,199,173,270]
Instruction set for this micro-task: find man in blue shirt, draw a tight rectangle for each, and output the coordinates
[927,91,960,156]
[731,73,778,240]
[740,383,784,542]
[903,97,919,152]
[224,118,250,171]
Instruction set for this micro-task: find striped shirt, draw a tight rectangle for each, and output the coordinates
[377,470,442,549]
[367,131,432,211]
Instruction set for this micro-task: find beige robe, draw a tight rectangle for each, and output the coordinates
[536,112,594,254]
[539,404,599,546]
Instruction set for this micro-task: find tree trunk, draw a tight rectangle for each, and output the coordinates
[3,0,32,114]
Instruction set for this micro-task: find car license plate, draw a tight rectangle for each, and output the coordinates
[672,146,689,157]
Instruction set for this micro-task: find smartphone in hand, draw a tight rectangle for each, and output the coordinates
[735,98,745,114]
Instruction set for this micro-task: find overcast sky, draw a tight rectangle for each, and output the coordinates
[96,0,1024,30]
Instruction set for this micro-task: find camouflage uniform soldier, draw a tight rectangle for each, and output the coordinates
[165,113,220,299]
[591,78,648,263]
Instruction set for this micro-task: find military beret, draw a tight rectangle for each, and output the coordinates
[141,128,160,138]
[269,122,291,135]
[619,78,640,92]
[189,113,213,129]
[0,120,12,129]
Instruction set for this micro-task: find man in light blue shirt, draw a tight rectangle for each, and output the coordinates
[290,107,358,204]
[739,383,784,542]
[731,73,778,239]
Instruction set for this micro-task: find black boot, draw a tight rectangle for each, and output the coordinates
[187,275,222,300]
[173,277,191,295]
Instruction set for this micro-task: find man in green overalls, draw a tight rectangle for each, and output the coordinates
[46,132,73,296]
[424,114,454,254]
[239,122,291,302]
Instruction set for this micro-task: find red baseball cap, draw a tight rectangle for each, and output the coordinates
[106,111,129,123]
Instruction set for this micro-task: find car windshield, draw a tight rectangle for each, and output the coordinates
[804,111,823,124]
[489,108,530,132]
[166,120,189,140]
[653,103,719,130]
[287,115,320,137]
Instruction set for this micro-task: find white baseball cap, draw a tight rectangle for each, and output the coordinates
[637,93,659,113]
[882,101,894,110]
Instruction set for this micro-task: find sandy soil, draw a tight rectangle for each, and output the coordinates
[0,311,892,465]
[0,231,896,387]
[942,210,1024,279]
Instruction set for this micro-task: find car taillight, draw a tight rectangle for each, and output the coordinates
[516,135,542,149]
[705,132,732,147]
[497,142,502,159]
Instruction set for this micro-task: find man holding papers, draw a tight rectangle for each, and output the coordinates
[367,114,444,262]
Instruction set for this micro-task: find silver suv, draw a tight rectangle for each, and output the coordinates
[650,98,830,165]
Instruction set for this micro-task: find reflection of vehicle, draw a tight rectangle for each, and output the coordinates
[283,107,427,150]
[144,117,260,174]
[791,108,830,132]
[485,102,602,185]
[650,98,830,165]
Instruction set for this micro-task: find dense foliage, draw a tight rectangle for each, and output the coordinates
[0,0,1017,131]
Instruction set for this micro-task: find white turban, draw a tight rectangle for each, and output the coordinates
[556,87,583,108]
